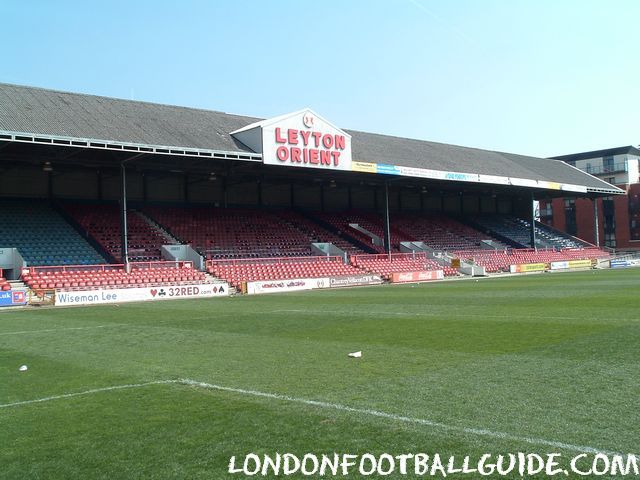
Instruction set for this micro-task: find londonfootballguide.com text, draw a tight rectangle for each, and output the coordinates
[228,452,639,477]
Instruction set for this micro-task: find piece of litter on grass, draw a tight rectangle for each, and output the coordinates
[348,351,362,358]
[19,365,28,372]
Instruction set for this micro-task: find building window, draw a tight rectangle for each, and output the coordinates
[603,214,616,232]
[539,201,552,218]
[604,232,616,248]
[564,198,577,236]
[603,155,614,173]
[604,177,615,185]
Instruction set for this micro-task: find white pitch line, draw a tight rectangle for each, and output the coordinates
[0,380,178,408]
[0,324,126,336]
[1,377,627,457]
[180,379,624,457]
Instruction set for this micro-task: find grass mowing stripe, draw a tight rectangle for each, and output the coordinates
[179,379,625,457]
[0,380,177,408]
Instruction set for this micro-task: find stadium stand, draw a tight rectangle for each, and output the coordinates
[390,212,506,251]
[276,210,365,254]
[22,261,207,291]
[144,206,366,259]
[312,210,411,253]
[469,215,588,249]
[144,206,313,258]
[351,252,458,278]
[452,247,609,273]
[0,199,106,266]
[207,256,364,289]
[62,203,174,262]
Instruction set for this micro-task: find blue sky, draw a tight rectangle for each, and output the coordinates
[2,0,638,158]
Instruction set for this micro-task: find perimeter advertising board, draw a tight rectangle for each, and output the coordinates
[610,259,640,268]
[509,263,548,273]
[390,270,444,283]
[0,289,27,307]
[549,259,593,270]
[246,277,329,295]
[54,283,228,306]
[329,274,383,288]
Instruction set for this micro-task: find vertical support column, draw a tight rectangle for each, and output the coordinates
[530,191,536,249]
[383,182,391,255]
[120,162,130,272]
[593,197,600,247]
[290,183,295,208]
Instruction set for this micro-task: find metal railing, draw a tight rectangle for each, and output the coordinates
[27,260,194,275]
[584,163,627,175]
[207,255,342,268]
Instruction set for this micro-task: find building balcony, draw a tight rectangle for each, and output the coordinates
[584,163,628,175]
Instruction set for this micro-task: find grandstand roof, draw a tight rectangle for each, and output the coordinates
[0,82,621,195]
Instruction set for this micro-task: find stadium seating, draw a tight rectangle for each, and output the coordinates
[390,212,505,251]
[62,203,172,262]
[207,257,364,289]
[144,206,365,259]
[351,253,458,278]
[275,210,365,254]
[312,210,411,253]
[470,215,589,249]
[0,276,10,291]
[452,247,610,273]
[0,199,106,266]
[22,262,207,291]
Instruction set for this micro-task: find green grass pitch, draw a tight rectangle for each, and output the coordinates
[1,269,638,479]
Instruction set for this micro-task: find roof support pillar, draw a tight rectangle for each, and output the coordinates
[593,198,600,247]
[530,191,536,250]
[383,181,391,255]
[119,153,144,272]
[120,162,130,272]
